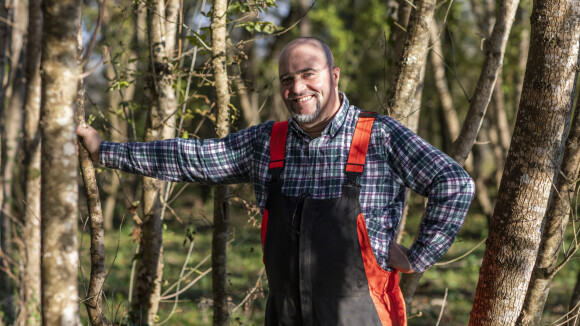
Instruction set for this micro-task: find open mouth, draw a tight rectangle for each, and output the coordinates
[296,95,315,103]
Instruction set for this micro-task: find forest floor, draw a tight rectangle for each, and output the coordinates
[78,189,580,326]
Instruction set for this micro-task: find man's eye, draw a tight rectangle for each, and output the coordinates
[303,72,314,78]
[280,78,292,85]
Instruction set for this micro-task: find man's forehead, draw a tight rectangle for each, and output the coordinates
[279,43,327,74]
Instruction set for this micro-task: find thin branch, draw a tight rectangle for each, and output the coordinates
[156,237,196,325]
[435,237,487,266]
[83,0,107,63]
[160,267,212,300]
[232,267,266,313]
[435,288,448,326]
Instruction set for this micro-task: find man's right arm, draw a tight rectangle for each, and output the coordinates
[76,123,271,185]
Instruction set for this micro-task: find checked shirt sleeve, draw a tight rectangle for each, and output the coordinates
[99,123,270,185]
[385,118,476,273]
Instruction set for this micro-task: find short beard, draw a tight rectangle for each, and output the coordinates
[291,93,322,124]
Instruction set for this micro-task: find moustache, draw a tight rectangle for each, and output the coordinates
[287,92,320,101]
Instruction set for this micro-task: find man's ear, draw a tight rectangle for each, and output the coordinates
[331,66,340,86]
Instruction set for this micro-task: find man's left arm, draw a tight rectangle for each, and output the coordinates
[387,120,476,273]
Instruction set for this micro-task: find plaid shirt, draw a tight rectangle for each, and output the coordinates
[101,94,475,273]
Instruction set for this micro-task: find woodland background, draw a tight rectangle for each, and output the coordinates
[2,0,580,325]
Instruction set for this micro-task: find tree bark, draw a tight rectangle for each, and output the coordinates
[211,0,231,323]
[469,1,580,324]
[40,0,81,324]
[517,46,580,326]
[131,0,178,323]
[450,0,520,167]
[19,0,42,323]
[386,0,435,125]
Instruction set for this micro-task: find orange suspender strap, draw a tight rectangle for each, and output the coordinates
[346,112,377,174]
[269,121,289,170]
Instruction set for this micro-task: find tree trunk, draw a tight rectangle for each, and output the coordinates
[76,20,110,326]
[131,0,178,323]
[517,48,580,326]
[19,0,42,323]
[1,0,28,321]
[386,0,435,125]
[102,59,129,231]
[211,0,231,323]
[40,0,81,324]
[469,1,580,324]
[450,0,520,167]
[429,23,460,142]
[296,0,311,37]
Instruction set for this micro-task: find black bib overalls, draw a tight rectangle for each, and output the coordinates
[260,113,406,325]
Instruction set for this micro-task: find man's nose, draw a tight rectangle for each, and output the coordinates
[291,79,306,94]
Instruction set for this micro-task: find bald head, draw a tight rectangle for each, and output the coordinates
[279,37,335,71]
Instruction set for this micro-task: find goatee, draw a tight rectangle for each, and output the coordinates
[291,93,322,124]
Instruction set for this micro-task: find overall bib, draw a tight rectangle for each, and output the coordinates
[261,113,407,326]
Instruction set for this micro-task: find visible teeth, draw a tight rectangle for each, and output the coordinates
[297,96,312,102]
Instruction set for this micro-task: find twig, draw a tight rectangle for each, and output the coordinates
[435,237,487,266]
[435,288,448,326]
[160,267,212,300]
[83,0,107,63]
[549,299,580,326]
[232,267,266,313]
[80,0,131,79]
[157,237,196,325]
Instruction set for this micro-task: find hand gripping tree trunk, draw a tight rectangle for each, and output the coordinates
[469,1,580,324]
[39,0,81,324]
[211,0,231,324]
[19,0,42,323]
[516,14,580,324]
[131,0,179,323]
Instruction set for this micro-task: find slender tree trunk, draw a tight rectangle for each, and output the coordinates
[429,23,460,141]
[1,0,28,321]
[296,0,311,36]
[40,0,81,324]
[19,0,42,323]
[386,0,435,125]
[450,0,520,167]
[211,0,231,323]
[517,68,580,326]
[102,59,129,231]
[469,0,580,324]
[131,0,178,323]
[0,0,8,105]
[76,20,110,326]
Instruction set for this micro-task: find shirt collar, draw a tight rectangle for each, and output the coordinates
[289,92,350,139]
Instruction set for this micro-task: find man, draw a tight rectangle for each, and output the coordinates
[77,37,475,325]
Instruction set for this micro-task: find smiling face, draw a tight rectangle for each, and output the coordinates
[278,39,341,129]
